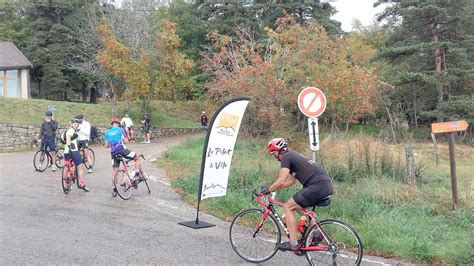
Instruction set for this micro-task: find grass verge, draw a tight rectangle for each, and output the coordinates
[160,135,474,264]
[0,97,201,128]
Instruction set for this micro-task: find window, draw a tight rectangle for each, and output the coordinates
[0,69,21,97]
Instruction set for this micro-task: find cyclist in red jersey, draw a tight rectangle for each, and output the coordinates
[263,138,333,251]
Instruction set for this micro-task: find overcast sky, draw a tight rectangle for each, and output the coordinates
[330,0,388,32]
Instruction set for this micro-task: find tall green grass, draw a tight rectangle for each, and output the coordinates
[160,135,474,264]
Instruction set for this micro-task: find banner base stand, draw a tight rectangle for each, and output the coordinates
[179,220,215,229]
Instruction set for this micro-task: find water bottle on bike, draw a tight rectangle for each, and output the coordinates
[298,215,308,234]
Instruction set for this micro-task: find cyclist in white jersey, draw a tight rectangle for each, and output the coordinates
[76,114,93,173]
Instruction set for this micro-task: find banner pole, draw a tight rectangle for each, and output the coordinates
[179,96,250,229]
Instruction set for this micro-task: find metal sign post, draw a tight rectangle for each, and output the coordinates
[308,117,320,162]
[297,87,326,161]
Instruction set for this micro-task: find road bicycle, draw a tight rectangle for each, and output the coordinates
[113,154,150,200]
[61,158,80,194]
[32,139,64,172]
[79,145,95,171]
[135,126,160,143]
[229,189,363,265]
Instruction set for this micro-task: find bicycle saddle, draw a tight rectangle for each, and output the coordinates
[312,196,331,209]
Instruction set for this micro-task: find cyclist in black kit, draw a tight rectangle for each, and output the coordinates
[263,138,334,251]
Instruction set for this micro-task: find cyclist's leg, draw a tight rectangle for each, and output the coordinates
[111,155,120,196]
[71,151,88,191]
[283,198,302,243]
[130,127,134,140]
[47,137,57,168]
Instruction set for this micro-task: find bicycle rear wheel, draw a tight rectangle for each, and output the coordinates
[33,150,50,172]
[229,208,281,263]
[61,165,73,194]
[55,148,65,168]
[304,219,363,265]
[114,170,133,200]
[83,148,95,170]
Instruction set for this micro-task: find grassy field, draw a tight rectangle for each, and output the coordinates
[160,134,474,264]
[0,97,202,128]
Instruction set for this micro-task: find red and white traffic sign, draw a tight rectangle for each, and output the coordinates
[297,87,327,118]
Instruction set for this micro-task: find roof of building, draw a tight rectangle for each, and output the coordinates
[0,42,33,70]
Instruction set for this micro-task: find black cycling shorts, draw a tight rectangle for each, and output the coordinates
[65,151,83,166]
[111,149,136,168]
[293,180,334,208]
[144,126,151,133]
[77,140,89,150]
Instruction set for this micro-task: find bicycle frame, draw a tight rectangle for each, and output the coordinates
[64,158,77,181]
[254,192,331,252]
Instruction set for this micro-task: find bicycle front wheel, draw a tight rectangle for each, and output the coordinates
[55,148,65,168]
[83,148,95,170]
[304,219,363,265]
[229,208,281,263]
[114,170,133,200]
[34,150,50,172]
[61,165,72,194]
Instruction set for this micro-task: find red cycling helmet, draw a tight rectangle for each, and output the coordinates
[111,117,120,125]
[267,138,288,153]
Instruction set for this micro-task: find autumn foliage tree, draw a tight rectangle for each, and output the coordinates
[96,19,195,108]
[96,20,151,101]
[153,19,195,101]
[203,15,380,136]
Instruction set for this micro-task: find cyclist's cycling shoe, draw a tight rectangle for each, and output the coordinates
[79,185,90,192]
[112,188,118,197]
[277,241,297,252]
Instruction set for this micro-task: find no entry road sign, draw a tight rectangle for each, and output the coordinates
[297,87,327,118]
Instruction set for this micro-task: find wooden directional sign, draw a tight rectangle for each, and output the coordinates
[431,120,468,134]
[298,87,327,118]
[308,117,320,151]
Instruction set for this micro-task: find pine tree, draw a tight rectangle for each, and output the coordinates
[376,0,474,123]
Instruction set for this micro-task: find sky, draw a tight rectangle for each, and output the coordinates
[330,0,388,32]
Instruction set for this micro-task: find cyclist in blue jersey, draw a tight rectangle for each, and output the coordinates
[105,117,143,197]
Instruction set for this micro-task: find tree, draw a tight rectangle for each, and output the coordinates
[376,0,474,123]
[20,0,86,100]
[97,18,195,110]
[0,1,28,46]
[197,0,342,40]
[96,20,151,102]
[203,15,380,136]
[64,2,110,103]
[153,19,195,101]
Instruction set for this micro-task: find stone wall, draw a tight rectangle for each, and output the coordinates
[0,123,201,152]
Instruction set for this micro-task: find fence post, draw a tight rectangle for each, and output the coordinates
[431,133,440,165]
[405,144,415,185]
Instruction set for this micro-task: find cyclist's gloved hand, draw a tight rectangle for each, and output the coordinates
[260,186,271,195]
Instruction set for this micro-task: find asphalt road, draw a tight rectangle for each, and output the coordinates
[0,135,410,265]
